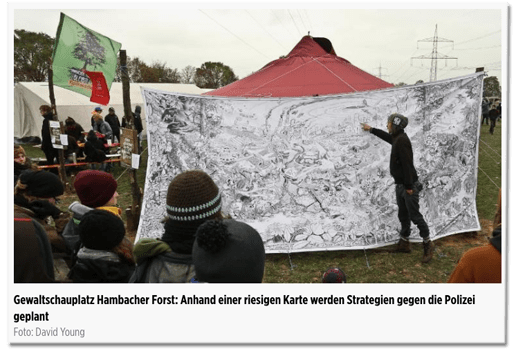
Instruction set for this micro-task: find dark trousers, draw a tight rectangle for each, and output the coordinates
[482,113,489,125]
[489,118,497,134]
[395,182,430,239]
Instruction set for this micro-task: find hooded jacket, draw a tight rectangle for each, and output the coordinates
[69,247,135,283]
[62,202,123,259]
[370,127,419,189]
[129,238,196,283]
[448,226,502,283]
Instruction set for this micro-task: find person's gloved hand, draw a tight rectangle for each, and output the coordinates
[30,200,62,220]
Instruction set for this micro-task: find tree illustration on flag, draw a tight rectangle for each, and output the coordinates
[52,13,121,104]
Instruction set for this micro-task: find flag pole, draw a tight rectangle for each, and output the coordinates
[120,49,142,232]
[48,66,68,189]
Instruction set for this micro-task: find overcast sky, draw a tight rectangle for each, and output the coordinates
[11,3,505,88]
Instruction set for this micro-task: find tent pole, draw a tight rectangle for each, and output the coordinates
[120,50,142,233]
[47,66,68,189]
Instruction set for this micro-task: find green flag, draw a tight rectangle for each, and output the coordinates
[52,13,121,100]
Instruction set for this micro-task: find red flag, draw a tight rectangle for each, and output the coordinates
[83,70,110,105]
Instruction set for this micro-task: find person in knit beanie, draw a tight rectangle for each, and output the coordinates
[14,145,37,186]
[192,219,265,283]
[61,170,120,261]
[130,170,224,283]
[69,209,135,283]
[14,169,70,253]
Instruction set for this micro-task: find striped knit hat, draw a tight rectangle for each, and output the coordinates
[166,170,222,222]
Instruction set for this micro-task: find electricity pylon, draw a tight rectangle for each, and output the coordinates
[411,24,457,82]
[375,63,389,80]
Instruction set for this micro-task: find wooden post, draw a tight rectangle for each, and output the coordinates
[120,50,142,232]
[48,67,68,188]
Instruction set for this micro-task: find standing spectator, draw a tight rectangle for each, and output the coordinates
[64,117,85,143]
[39,105,58,167]
[192,219,266,283]
[481,98,490,125]
[14,169,70,253]
[91,106,103,129]
[14,145,37,185]
[362,114,434,263]
[489,105,500,135]
[123,106,144,152]
[61,169,121,259]
[130,170,223,283]
[105,107,121,143]
[68,209,135,283]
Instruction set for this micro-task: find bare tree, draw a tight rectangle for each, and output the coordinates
[181,65,196,84]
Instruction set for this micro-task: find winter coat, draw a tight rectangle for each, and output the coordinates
[105,114,121,136]
[69,246,135,283]
[133,106,144,134]
[370,127,419,190]
[489,108,500,121]
[41,111,54,152]
[14,160,36,186]
[62,202,123,259]
[129,238,196,283]
[65,122,85,142]
[94,120,113,141]
[14,200,70,253]
[14,211,55,283]
[84,133,107,163]
[448,226,501,283]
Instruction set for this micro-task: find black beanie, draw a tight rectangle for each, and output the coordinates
[79,210,125,250]
[17,170,64,198]
[193,219,265,283]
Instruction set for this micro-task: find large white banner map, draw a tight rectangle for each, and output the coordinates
[138,73,483,253]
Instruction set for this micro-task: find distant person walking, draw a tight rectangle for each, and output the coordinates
[489,105,500,135]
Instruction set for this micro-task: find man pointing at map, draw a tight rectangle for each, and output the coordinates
[362,113,434,263]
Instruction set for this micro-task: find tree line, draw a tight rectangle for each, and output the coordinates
[14,29,239,89]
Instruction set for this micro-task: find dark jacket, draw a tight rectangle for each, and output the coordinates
[370,127,418,190]
[489,108,500,121]
[65,121,85,143]
[69,247,135,283]
[84,131,107,162]
[14,212,55,283]
[133,106,144,134]
[41,111,54,152]
[105,113,121,136]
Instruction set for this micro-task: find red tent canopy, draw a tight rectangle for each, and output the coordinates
[203,35,394,98]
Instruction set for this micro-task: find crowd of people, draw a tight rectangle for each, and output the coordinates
[39,105,145,172]
[13,107,502,284]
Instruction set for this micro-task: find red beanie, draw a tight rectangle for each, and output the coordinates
[74,170,117,208]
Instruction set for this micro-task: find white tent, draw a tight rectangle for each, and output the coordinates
[14,82,211,139]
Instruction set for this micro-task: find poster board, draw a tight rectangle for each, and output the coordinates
[120,127,138,168]
[138,73,483,253]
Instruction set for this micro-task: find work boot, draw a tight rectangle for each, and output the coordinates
[391,238,411,253]
[422,240,435,263]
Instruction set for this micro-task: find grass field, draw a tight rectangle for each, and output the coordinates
[22,120,502,283]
